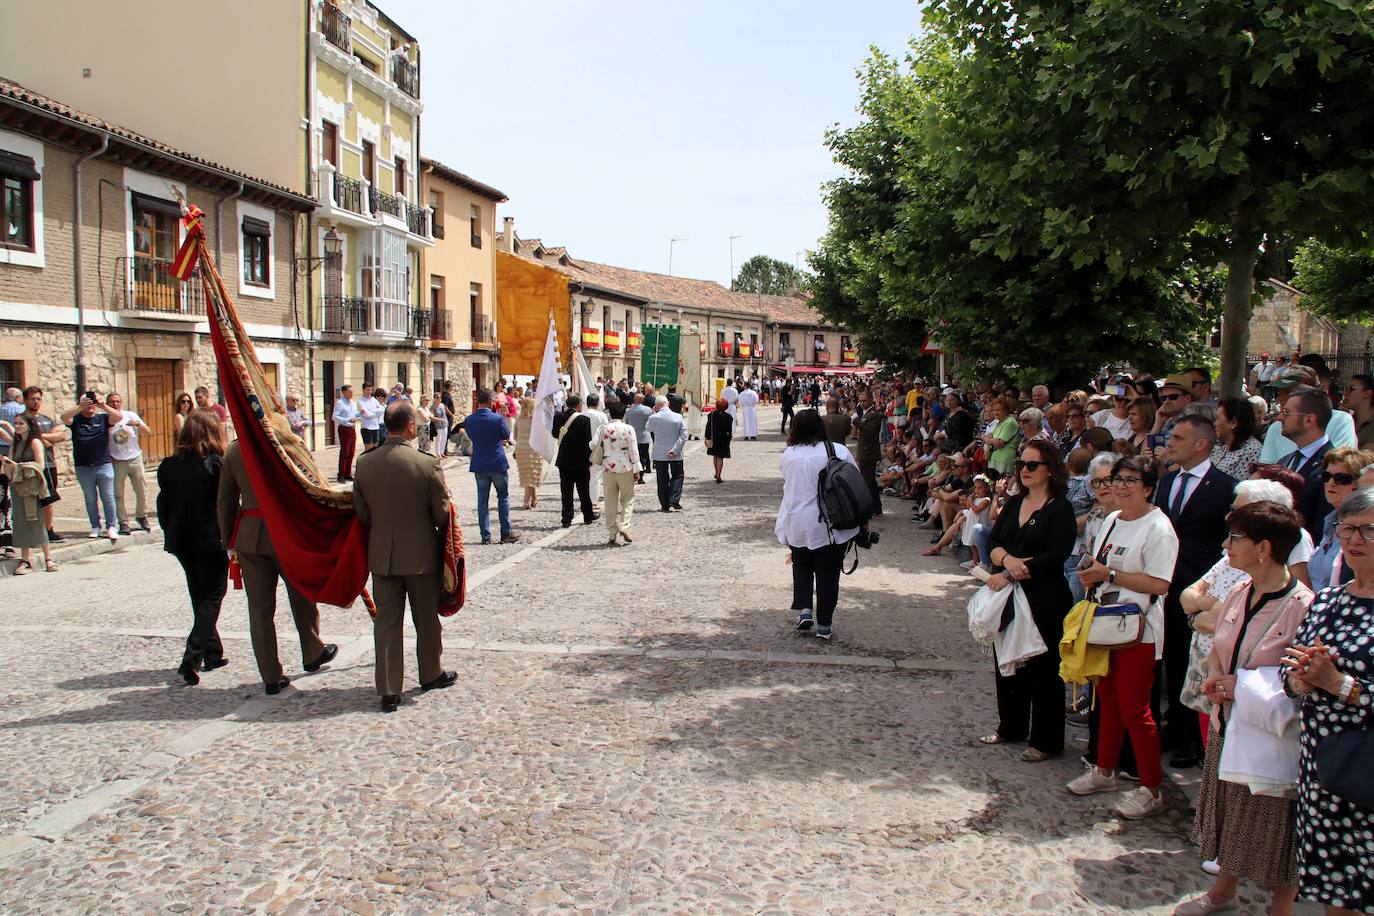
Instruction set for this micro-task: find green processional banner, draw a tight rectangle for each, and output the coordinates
[641,324,680,388]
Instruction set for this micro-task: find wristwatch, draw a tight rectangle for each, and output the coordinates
[1107,570,1117,587]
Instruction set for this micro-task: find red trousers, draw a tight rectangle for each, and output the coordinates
[337,425,357,480]
[1096,642,1163,789]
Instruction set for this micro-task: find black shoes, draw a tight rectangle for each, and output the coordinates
[669,504,685,512]
[304,644,339,672]
[177,662,199,686]
[199,657,228,672]
[118,522,132,536]
[1168,750,1202,769]
[500,532,521,544]
[420,671,458,691]
[136,517,150,532]
[562,520,572,528]
[480,537,493,545]
[265,677,291,696]
[47,529,64,543]
[584,513,601,524]
[381,694,400,713]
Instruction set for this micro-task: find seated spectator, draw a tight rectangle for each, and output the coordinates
[1209,397,1264,481]
[927,454,974,538]
[1018,407,1047,445]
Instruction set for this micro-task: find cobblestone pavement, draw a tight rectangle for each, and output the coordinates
[0,407,1311,914]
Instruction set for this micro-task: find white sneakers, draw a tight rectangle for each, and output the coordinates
[1066,767,1119,795]
[88,528,100,539]
[106,526,119,542]
[1172,893,1237,915]
[1066,768,1164,819]
[1113,786,1165,819]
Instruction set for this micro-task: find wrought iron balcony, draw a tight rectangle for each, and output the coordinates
[115,256,206,316]
[405,201,430,237]
[432,220,445,240]
[333,174,364,214]
[370,187,403,219]
[320,295,368,335]
[392,57,420,99]
[320,3,351,53]
[430,308,452,341]
[409,307,432,340]
[472,313,493,345]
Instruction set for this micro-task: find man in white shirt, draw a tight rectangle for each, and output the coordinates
[357,385,384,455]
[584,393,609,504]
[331,384,359,482]
[105,392,152,535]
[1252,352,1279,398]
[1090,384,1133,440]
[739,384,760,440]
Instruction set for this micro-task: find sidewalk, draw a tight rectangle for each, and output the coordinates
[1,443,472,577]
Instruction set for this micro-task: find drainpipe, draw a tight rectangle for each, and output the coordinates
[216,179,245,263]
[73,135,110,396]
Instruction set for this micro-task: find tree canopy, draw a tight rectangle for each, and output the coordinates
[731,255,809,296]
[813,1,1374,394]
[1292,239,1374,323]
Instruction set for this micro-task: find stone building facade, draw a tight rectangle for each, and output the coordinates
[0,79,314,477]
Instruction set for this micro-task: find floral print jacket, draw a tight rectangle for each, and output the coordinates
[596,420,642,474]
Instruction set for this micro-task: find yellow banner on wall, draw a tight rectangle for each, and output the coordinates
[496,252,572,377]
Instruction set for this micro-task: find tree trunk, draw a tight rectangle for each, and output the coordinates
[1219,232,1262,400]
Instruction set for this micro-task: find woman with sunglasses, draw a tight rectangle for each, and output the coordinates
[172,391,194,440]
[1070,456,1179,819]
[980,442,1077,762]
[1307,447,1374,592]
[1210,398,1265,481]
[1283,487,1374,915]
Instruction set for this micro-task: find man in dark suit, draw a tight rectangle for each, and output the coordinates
[854,387,884,516]
[554,394,597,528]
[217,441,337,695]
[353,402,455,713]
[1153,414,1236,766]
[1278,385,1334,539]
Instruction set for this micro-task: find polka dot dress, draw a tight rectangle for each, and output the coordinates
[1294,586,1374,913]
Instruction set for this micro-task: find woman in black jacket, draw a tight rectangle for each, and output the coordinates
[705,397,734,483]
[982,440,1077,761]
[157,407,229,685]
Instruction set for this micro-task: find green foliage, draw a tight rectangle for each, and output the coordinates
[813,1,1374,395]
[732,255,809,296]
[1292,240,1374,323]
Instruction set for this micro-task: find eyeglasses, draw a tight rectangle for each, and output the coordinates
[1281,408,1311,419]
[1225,531,1251,544]
[1110,475,1143,487]
[1161,393,1186,401]
[1014,459,1045,473]
[1336,523,1374,541]
[1322,471,1357,485]
[1089,477,1112,489]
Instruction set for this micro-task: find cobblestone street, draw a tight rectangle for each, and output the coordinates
[0,407,1288,914]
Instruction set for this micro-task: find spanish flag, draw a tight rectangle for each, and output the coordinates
[169,205,205,280]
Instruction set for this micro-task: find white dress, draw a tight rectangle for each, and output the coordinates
[739,388,759,438]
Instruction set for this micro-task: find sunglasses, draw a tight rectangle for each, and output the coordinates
[1322,471,1357,485]
[1161,393,1186,401]
[1014,459,1045,473]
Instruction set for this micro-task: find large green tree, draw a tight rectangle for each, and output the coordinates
[810,45,1219,385]
[732,255,809,295]
[923,0,1374,397]
[1292,239,1374,323]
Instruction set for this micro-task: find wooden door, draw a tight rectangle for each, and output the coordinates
[322,361,337,445]
[261,363,280,401]
[135,358,177,462]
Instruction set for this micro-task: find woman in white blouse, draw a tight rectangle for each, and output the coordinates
[595,400,642,547]
[775,409,861,641]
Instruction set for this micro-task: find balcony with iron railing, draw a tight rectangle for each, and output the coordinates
[392,56,420,99]
[471,313,494,348]
[405,201,429,237]
[115,256,206,318]
[429,308,453,344]
[370,186,402,219]
[320,3,351,53]
[334,173,364,214]
[409,307,432,341]
[320,295,368,335]
[432,218,445,240]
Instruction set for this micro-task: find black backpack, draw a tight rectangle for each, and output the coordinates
[816,439,875,533]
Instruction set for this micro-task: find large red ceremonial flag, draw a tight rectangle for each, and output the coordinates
[178,214,369,607]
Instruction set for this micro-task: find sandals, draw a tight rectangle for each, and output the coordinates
[1020,748,1051,763]
[45,559,58,572]
[978,734,1007,745]
[12,560,32,576]
[923,546,943,557]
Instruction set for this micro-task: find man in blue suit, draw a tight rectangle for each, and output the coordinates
[1277,385,1334,540]
[1153,414,1236,768]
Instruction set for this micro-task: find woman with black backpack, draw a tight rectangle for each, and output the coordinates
[775,409,863,641]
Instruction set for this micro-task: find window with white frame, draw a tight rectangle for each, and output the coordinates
[236,202,276,299]
[0,131,44,268]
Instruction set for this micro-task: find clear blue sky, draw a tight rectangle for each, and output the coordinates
[384,0,921,286]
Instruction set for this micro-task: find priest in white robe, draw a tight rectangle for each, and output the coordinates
[721,382,740,432]
[739,385,760,439]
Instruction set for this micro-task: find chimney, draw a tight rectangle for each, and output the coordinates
[503,216,515,253]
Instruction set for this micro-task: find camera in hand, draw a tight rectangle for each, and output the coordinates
[856,527,880,549]
[84,390,97,402]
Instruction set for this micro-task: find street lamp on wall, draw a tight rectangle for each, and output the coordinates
[293,227,343,275]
